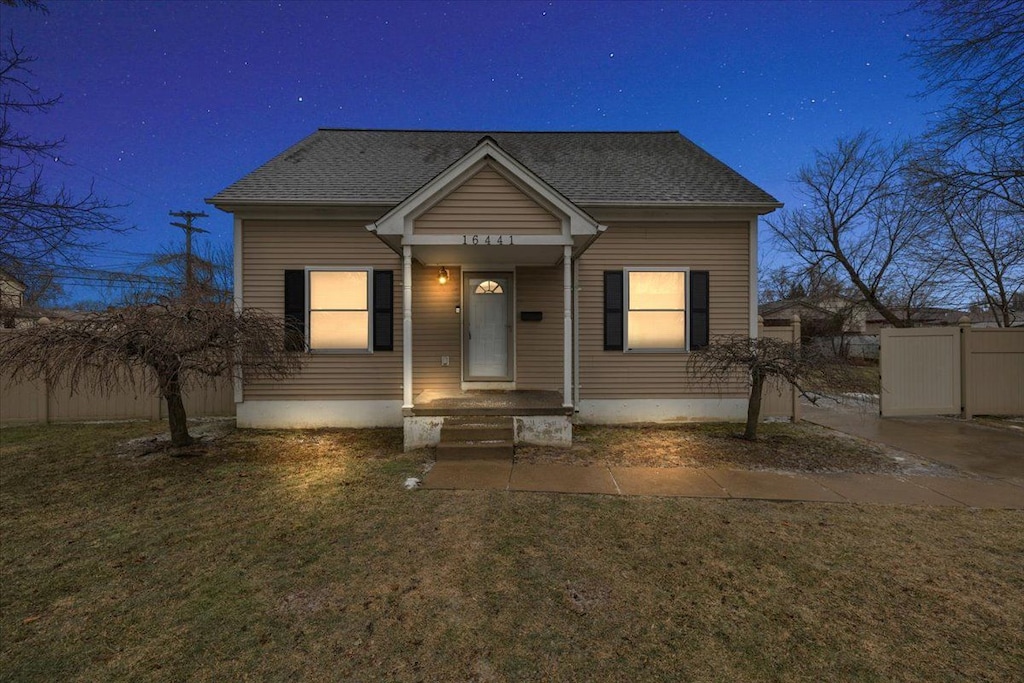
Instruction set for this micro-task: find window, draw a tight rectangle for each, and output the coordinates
[308,268,371,351]
[474,280,504,294]
[625,268,687,351]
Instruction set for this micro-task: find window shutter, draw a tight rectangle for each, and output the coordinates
[283,269,306,352]
[690,270,710,350]
[603,271,624,351]
[373,270,394,351]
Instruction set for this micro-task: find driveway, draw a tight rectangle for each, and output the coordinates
[803,404,1024,482]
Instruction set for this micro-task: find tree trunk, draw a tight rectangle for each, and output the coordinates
[161,378,193,447]
[744,370,765,441]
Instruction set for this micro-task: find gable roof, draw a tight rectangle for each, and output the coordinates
[208,129,780,208]
[371,136,602,237]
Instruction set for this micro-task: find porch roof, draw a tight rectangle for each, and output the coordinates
[208,129,781,208]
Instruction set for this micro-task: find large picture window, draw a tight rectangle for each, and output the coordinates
[625,268,687,351]
[308,268,371,351]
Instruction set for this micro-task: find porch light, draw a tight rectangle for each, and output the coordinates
[437,266,449,285]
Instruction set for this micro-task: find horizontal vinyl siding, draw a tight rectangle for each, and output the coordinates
[578,223,750,399]
[242,220,402,400]
[413,264,462,394]
[516,266,563,390]
[415,166,562,235]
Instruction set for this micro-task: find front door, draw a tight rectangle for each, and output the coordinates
[464,273,513,380]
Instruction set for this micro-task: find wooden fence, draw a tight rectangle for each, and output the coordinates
[880,322,1024,418]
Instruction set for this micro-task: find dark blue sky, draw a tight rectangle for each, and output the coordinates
[7,0,943,296]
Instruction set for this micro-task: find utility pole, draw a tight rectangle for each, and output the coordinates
[169,210,209,295]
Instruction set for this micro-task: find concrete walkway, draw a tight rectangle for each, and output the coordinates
[423,459,1024,509]
[802,405,1024,482]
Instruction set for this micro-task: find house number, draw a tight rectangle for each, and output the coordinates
[462,234,514,245]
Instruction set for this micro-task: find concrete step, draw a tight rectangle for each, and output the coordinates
[436,416,515,461]
[440,425,514,442]
[435,440,514,461]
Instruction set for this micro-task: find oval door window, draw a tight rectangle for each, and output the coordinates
[474,280,504,294]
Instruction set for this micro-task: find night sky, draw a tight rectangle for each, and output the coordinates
[6,0,945,300]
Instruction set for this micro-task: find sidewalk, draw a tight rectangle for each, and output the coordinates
[423,459,1024,509]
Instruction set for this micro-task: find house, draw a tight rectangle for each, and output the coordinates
[0,268,26,310]
[207,130,780,448]
[0,268,27,329]
[759,295,868,334]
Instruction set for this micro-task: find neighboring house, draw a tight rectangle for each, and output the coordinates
[0,268,27,328]
[759,296,867,334]
[0,268,26,310]
[864,306,967,334]
[207,130,780,447]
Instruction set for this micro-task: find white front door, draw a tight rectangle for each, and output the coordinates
[465,274,512,380]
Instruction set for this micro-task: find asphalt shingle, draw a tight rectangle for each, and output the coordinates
[209,129,779,206]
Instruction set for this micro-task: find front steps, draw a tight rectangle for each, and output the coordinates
[434,416,514,461]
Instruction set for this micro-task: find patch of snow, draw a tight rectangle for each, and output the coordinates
[403,477,421,490]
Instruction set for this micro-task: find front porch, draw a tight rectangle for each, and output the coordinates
[408,389,573,417]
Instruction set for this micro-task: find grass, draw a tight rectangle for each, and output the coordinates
[518,422,917,473]
[2,422,1023,681]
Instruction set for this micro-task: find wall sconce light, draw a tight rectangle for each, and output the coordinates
[437,266,449,285]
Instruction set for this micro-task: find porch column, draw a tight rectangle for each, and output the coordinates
[402,245,413,410]
[563,245,573,408]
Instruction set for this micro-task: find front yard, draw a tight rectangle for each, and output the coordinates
[2,422,1022,681]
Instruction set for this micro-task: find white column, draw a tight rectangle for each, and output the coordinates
[402,245,413,409]
[563,245,573,408]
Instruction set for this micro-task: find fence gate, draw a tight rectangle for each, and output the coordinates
[880,327,960,417]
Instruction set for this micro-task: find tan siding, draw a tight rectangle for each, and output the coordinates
[413,264,462,394]
[516,266,563,390]
[578,223,750,399]
[415,166,562,235]
[242,220,403,400]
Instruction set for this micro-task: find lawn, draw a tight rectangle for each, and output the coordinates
[2,422,1022,681]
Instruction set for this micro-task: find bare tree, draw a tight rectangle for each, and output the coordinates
[909,0,1024,210]
[690,334,868,441]
[0,294,302,447]
[0,33,126,285]
[768,133,946,328]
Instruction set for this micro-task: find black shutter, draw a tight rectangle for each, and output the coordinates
[372,270,394,351]
[603,271,624,351]
[690,270,709,350]
[284,269,306,352]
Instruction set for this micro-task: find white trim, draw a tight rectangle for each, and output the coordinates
[238,400,403,428]
[368,138,604,237]
[232,217,244,404]
[623,267,690,353]
[402,246,413,409]
[563,245,573,408]
[305,266,373,353]
[749,218,758,338]
[576,398,748,424]
[402,234,573,246]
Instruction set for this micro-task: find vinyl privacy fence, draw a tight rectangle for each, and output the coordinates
[1,368,234,424]
[880,323,1024,418]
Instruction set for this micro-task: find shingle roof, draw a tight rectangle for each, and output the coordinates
[209,129,779,207]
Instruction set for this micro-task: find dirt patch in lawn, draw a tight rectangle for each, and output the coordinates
[516,422,938,474]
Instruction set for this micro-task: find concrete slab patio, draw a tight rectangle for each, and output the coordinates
[803,405,1024,482]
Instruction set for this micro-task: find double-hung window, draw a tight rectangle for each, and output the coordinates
[625,268,687,351]
[604,268,708,352]
[307,268,372,351]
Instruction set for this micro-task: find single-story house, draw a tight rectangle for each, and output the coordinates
[207,129,781,448]
[760,295,868,333]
